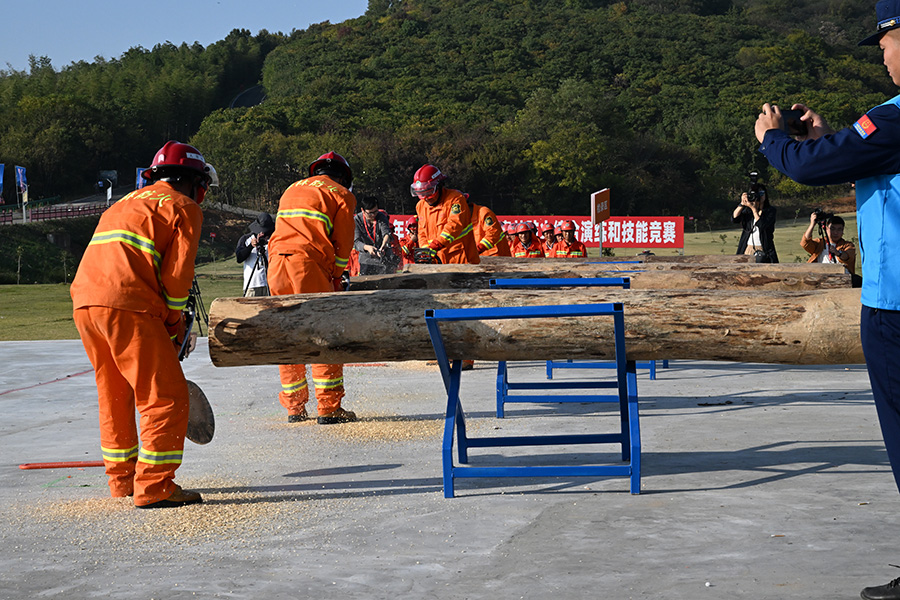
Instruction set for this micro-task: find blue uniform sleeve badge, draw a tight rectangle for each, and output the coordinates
[853,114,878,139]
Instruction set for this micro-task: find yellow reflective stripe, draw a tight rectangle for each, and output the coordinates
[277,209,334,234]
[498,231,508,242]
[444,223,474,243]
[101,444,139,462]
[89,230,161,265]
[164,292,188,311]
[335,256,349,269]
[138,448,183,465]
[282,379,308,394]
[479,238,494,250]
[313,376,344,390]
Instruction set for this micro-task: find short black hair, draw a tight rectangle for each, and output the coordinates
[359,196,380,211]
[827,215,845,227]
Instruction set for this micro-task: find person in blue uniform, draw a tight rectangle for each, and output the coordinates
[755,2,900,598]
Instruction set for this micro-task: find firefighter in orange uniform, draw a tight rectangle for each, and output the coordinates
[71,141,215,509]
[549,220,588,258]
[267,152,358,425]
[400,216,419,266]
[513,222,546,258]
[410,164,480,265]
[539,221,556,254]
[471,202,511,257]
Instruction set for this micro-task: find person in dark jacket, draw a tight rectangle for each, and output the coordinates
[732,187,778,263]
[353,196,397,275]
[235,213,275,296]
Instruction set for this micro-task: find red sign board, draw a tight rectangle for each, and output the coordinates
[389,215,683,249]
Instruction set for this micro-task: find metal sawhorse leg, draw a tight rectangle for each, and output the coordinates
[425,303,641,498]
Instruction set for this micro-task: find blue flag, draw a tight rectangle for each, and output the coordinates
[0,164,4,204]
[15,165,27,193]
[136,167,149,189]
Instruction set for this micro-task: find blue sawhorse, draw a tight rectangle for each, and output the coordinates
[424,303,640,498]
[488,277,662,417]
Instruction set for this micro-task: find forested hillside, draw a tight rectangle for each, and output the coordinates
[0,0,890,224]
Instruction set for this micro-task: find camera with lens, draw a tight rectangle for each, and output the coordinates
[812,208,834,226]
[747,171,767,204]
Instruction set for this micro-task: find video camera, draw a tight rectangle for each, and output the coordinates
[812,208,835,226]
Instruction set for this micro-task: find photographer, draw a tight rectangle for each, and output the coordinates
[354,195,397,275]
[732,177,778,263]
[235,212,274,297]
[801,211,856,275]
[754,3,900,596]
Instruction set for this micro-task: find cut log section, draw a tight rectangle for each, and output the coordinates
[350,265,850,291]
[208,288,863,367]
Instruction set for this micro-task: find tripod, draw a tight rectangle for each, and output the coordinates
[242,240,270,296]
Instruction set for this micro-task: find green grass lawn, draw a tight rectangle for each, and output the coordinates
[0,213,857,342]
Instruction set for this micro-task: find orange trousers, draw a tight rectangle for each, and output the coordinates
[268,252,345,416]
[73,306,188,506]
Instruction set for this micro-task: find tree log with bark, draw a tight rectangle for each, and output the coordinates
[350,264,849,291]
[208,288,863,367]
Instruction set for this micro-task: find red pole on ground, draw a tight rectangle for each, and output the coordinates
[19,461,105,470]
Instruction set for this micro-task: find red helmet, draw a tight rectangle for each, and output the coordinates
[560,220,577,232]
[410,164,447,204]
[308,151,352,186]
[142,141,214,182]
[405,216,419,230]
[540,221,554,233]
[142,141,217,203]
[514,223,529,234]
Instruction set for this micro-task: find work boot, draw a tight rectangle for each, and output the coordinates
[287,408,308,423]
[862,575,900,600]
[317,407,357,425]
[461,360,475,371]
[135,485,203,509]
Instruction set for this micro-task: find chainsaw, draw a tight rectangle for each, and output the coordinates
[179,278,214,445]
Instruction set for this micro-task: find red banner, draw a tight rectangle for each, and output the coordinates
[389,215,684,249]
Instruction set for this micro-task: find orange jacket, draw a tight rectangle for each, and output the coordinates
[70,181,203,325]
[549,239,587,258]
[470,203,511,257]
[513,237,546,258]
[801,236,856,275]
[416,188,480,264]
[268,175,357,279]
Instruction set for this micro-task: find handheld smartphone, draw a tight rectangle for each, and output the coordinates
[780,109,808,136]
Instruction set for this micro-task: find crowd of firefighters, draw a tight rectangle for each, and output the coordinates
[346,164,587,276]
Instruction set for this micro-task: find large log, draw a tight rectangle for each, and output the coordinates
[208,288,864,367]
[350,266,850,291]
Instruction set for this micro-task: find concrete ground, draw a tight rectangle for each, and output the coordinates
[1,338,898,600]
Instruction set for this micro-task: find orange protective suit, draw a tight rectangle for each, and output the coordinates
[470,203,511,257]
[267,175,356,417]
[549,239,587,258]
[416,188,481,265]
[70,181,202,506]
[513,236,546,258]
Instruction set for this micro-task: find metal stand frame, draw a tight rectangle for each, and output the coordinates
[425,303,640,498]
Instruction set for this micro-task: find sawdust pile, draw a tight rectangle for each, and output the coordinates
[268,413,444,442]
[21,476,319,549]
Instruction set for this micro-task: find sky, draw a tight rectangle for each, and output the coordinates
[1,0,370,72]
